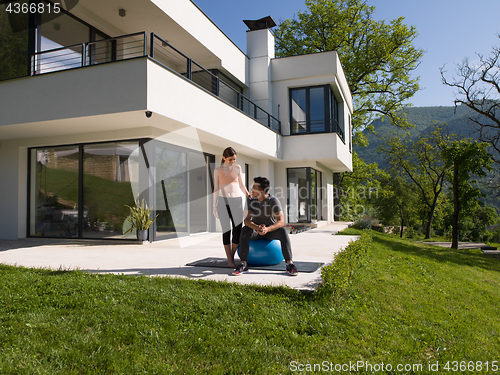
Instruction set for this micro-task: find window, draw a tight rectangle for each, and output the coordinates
[0,0,111,78]
[289,85,344,141]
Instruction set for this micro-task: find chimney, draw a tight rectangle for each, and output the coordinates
[244,16,276,115]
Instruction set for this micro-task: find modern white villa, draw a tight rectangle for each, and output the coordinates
[0,0,353,242]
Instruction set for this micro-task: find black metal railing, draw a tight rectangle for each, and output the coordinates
[334,119,345,142]
[150,33,281,133]
[31,32,147,76]
[29,31,281,133]
[290,119,345,142]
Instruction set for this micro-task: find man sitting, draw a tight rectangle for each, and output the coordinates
[232,176,298,276]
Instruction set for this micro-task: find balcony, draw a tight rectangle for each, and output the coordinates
[282,132,352,171]
[29,31,280,134]
[290,119,345,143]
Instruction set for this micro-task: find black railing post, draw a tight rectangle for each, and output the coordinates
[150,33,155,58]
[254,104,257,120]
[81,43,86,67]
[187,58,192,80]
[143,31,147,56]
[268,113,271,129]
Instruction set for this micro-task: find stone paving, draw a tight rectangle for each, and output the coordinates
[0,222,357,291]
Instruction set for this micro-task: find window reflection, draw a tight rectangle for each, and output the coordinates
[155,147,188,240]
[83,142,139,239]
[30,146,80,237]
[290,85,340,136]
[291,88,307,134]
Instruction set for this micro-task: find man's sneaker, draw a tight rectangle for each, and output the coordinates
[232,263,248,276]
[286,263,299,276]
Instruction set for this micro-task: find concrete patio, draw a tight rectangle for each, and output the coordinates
[0,222,356,291]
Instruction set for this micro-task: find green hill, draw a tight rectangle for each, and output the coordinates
[355,105,499,215]
[356,105,473,168]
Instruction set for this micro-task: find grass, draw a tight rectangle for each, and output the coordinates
[1,230,500,373]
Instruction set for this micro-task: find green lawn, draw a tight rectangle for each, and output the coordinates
[1,230,500,374]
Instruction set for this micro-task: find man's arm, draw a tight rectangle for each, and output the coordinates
[243,206,259,231]
[259,210,284,235]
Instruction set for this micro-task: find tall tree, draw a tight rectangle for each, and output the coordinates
[440,35,500,183]
[380,126,450,239]
[441,139,493,249]
[275,0,424,140]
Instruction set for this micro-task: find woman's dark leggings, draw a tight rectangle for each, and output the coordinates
[217,197,243,246]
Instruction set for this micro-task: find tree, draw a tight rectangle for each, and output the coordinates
[441,35,500,183]
[441,139,493,249]
[380,126,450,239]
[375,173,417,238]
[275,0,424,141]
[337,151,381,221]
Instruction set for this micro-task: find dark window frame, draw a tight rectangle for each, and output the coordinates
[289,84,345,142]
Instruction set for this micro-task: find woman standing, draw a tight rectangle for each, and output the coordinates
[213,147,250,267]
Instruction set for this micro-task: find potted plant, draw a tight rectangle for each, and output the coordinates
[124,198,159,241]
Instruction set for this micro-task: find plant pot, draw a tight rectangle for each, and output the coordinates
[137,229,148,242]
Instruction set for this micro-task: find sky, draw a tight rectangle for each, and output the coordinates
[192,0,500,108]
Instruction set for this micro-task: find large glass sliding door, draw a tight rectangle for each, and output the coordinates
[154,145,214,240]
[287,167,323,223]
[287,168,308,223]
[29,139,215,241]
[189,152,210,234]
[155,146,188,241]
[82,142,139,239]
[29,145,80,237]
